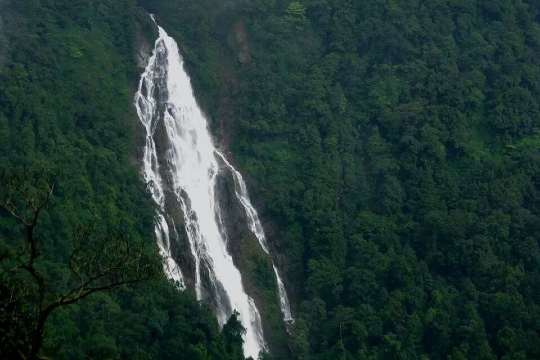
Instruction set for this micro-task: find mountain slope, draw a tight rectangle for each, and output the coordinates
[142,0,540,359]
[1,0,540,359]
[0,1,245,359]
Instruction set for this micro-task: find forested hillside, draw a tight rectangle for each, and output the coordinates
[2,0,540,359]
[143,0,540,359]
[0,1,245,359]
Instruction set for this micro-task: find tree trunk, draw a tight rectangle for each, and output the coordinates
[28,308,51,360]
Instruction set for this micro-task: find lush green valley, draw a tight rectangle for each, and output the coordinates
[2,0,540,359]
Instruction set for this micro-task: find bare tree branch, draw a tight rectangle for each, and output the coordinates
[0,173,158,359]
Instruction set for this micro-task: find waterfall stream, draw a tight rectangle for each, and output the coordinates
[134,17,292,358]
[216,152,294,323]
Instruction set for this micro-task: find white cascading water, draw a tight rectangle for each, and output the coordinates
[135,33,185,288]
[135,17,293,357]
[216,152,294,323]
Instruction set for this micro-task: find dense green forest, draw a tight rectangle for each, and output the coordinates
[0,1,245,359]
[143,0,540,359]
[2,0,540,359]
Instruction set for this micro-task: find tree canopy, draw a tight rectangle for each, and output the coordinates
[2,0,540,359]
[0,1,245,359]
[145,0,540,358]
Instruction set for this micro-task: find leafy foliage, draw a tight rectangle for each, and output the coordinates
[145,0,540,358]
[3,0,540,359]
[0,1,244,359]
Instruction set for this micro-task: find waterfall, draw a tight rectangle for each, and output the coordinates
[135,33,185,288]
[135,16,293,358]
[216,152,294,323]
